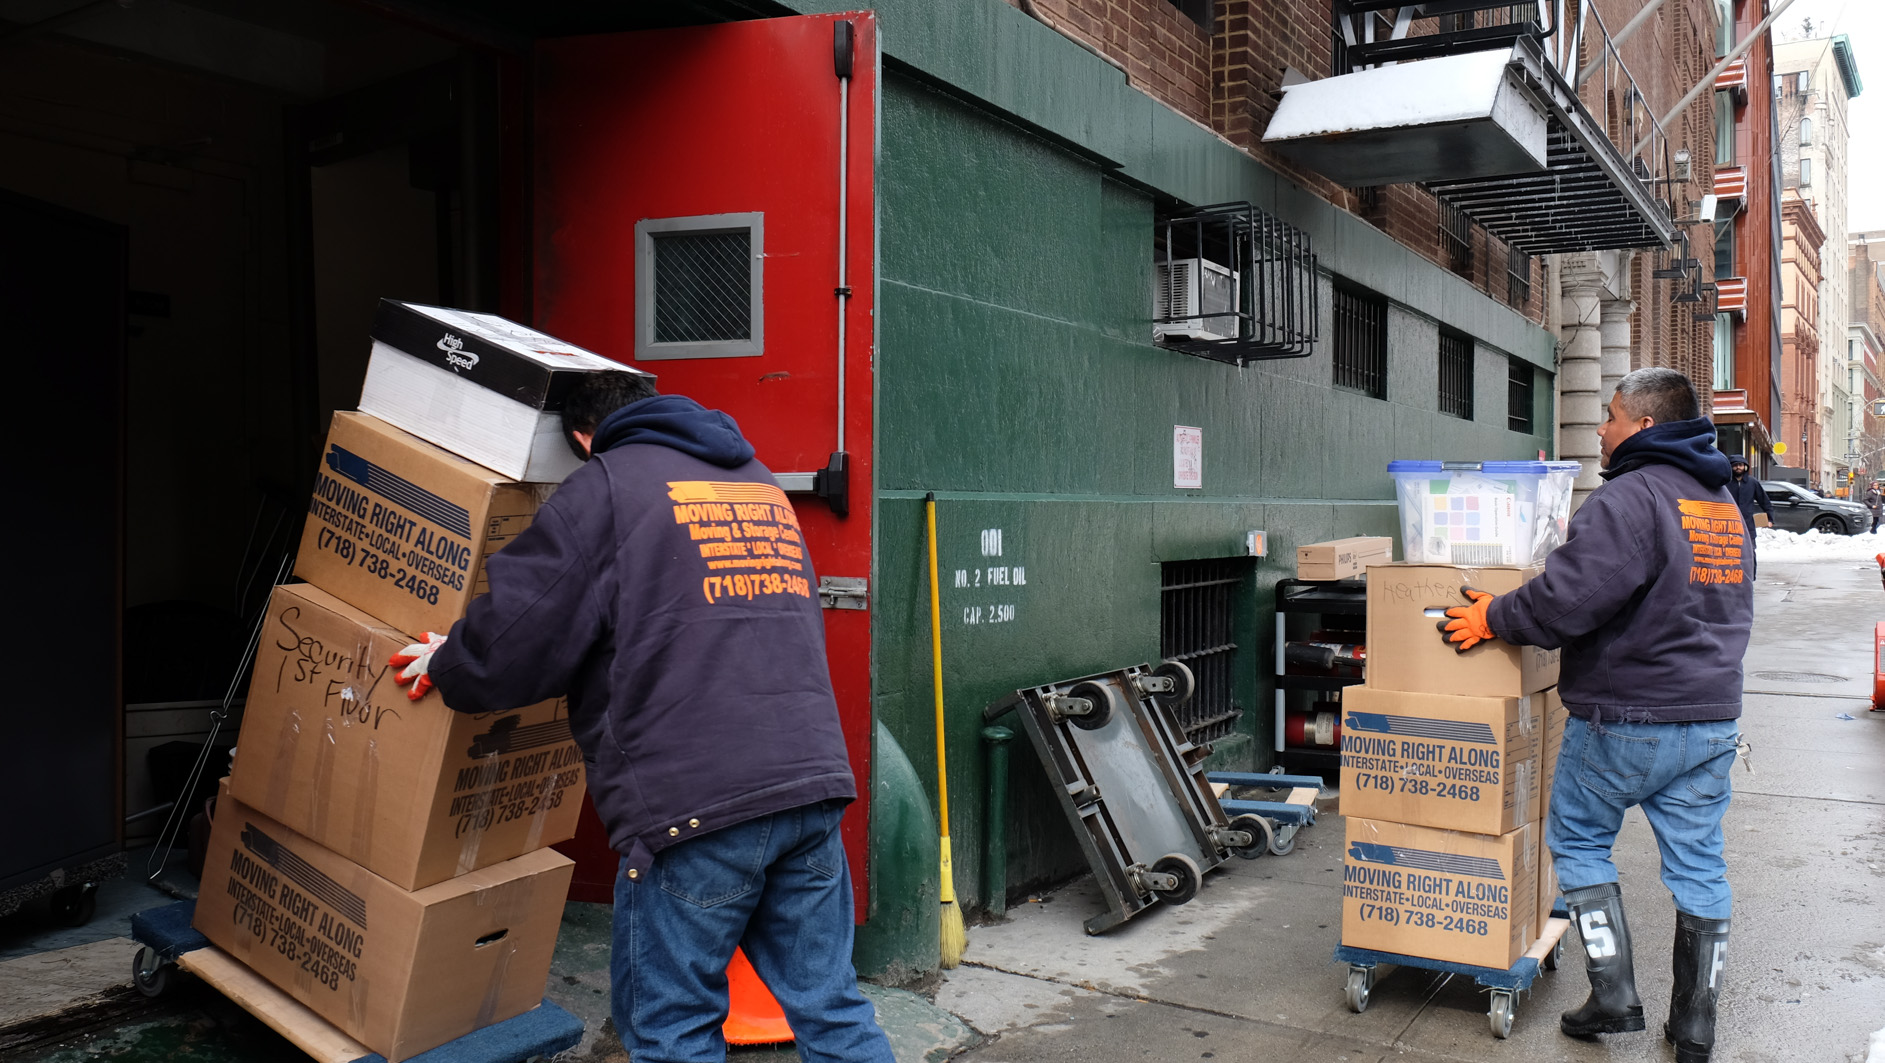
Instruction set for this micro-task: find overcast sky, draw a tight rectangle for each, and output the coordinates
[1775,0,1884,231]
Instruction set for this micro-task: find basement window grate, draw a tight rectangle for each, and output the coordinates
[1332,282,1388,398]
[1508,357,1535,433]
[1153,201,1319,366]
[1438,330,1474,420]
[1160,559,1247,744]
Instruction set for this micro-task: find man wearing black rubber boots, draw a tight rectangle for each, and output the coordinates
[1434,368,1750,1062]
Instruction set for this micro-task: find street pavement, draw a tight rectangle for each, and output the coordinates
[934,557,1885,1063]
[1,556,1880,1062]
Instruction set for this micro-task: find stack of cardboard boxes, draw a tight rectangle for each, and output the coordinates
[191,301,637,1060]
[1338,563,1567,971]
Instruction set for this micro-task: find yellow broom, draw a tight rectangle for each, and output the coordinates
[925,492,967,968]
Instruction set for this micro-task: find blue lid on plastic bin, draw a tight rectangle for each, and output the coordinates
[1388,460,1580,474]
[1481,460,1581,474]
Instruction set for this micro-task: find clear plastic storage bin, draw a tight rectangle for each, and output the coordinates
[1388,460,1581,566]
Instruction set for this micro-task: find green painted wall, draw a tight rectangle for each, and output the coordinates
[751,0,1560,949]
[867,74,1556,916]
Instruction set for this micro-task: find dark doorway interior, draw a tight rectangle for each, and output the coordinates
[0,189,126,890]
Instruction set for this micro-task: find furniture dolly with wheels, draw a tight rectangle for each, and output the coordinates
[1207,771,1322,855]
[1335,916,1572,1039]
[985,660,1275,934]
[129,900,584,1063]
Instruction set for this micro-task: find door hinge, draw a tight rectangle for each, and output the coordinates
[819,576,868,610]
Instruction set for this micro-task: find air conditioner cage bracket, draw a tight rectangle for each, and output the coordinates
[1154,201,1319,366]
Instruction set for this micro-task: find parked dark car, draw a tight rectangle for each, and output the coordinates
[1760,480,1871,535]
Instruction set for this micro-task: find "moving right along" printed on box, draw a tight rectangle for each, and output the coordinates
[1338,687,1540,835]
[1341,816,1538,970]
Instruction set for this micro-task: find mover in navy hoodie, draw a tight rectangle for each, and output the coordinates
[418,374,891,1062]
[1438,368,1749,1063]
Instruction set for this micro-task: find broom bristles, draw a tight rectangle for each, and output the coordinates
[939,899,967,968]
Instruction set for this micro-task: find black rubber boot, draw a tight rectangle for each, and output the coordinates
[1560,882,1646,1037]
[1664,910,1731,1063]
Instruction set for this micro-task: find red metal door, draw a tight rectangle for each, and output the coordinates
[531,14,877,909]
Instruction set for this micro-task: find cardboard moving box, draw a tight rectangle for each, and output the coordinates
[1342,817,1538,970]
[1536,814,1560,928]
[361,299,649,482]
[1297,536,1393,581]
[297,412,551,640]
[230,583,585,890]
[1540,687,1568,797]
[195,794,574,1062]
[1365,563,1560,697]
[1338,687,1540,835]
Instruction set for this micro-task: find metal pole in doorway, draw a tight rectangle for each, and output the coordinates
[834,19,854,456]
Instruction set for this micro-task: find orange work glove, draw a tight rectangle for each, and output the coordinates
[389,632,448,701]
[1435,587,1496,652]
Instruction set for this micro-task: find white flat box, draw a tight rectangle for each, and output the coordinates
[360,300,649,482]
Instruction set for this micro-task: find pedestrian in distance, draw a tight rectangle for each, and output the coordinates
[385,371,895,1063]
[1433,368,1749,1063]
[1725,457,1772,577]
[1865,482,1881,533]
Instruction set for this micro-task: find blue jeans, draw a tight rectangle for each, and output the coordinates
[611,799,894,1063]
[1546,716,1740,919]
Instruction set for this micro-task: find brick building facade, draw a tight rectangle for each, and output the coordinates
[1009,0,1732,413]
[1780,191,1827,480]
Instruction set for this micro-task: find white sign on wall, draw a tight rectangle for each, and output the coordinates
[1174,425,1202,489]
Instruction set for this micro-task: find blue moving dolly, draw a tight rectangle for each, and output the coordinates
[1206,771,1323,855]
[130,900,584,1063]
[1334,915,1572,1039]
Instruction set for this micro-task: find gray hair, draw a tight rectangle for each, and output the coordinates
[1613,367,1700,425]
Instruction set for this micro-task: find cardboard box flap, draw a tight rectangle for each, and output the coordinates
[409,847,574,903]
[373,300,643,412]
[331,411,515,493]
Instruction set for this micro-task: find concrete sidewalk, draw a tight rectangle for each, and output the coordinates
[2,557,1879,1062]
[932,558,1885,1063]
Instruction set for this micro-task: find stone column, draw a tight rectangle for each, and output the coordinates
[1599,296,1632,407]
[1558,253,1608,510]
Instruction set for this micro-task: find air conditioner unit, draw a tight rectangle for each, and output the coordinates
[1155,257,1240,343]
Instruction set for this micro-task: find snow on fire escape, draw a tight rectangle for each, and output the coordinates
[1264,2,1678,256]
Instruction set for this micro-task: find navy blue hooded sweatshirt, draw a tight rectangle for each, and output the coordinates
[1486,417,1753,723]
[429,395,855,875]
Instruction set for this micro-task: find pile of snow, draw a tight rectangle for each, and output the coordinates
[1755,526,1885,563]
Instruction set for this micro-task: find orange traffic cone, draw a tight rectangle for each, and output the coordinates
[723,947,793,1045]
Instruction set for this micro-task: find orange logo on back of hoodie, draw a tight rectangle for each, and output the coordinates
[1677,499,1747,585]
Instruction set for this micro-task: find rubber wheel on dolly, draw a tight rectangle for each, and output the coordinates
[1150,659,1196,709]
[1269,822,1299,856]
[1226,814,1274,860]
[132,946,173,999]
[1345,967,1372,1013]
[1064,681,1117,731]
[1489,990,1514,1038]
[50,883,96,928]
[1543,937,1563,971]
[1150,854,1201,905]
